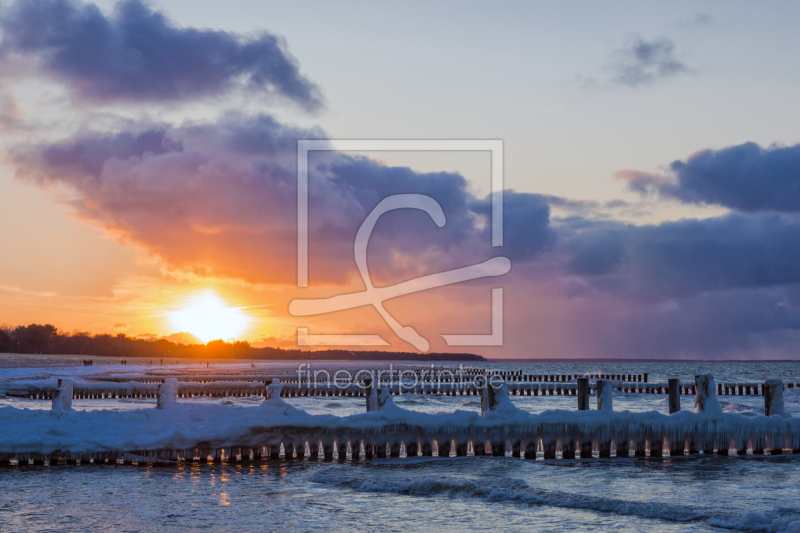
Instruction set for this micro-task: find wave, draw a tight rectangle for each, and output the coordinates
[708,505,800,533]
[311,469,800,532]
[310,469,704,523]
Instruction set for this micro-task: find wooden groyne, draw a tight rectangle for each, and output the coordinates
[4,378,794,400]
[77,371,647,384]
[1,374,798,467]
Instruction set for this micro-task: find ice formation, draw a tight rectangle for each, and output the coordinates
[694,374,722,415]
[1,374,798,463]
[265,378,282,400]
[597,380,613,413]
[764,379,787,418]
[156,378,178,409]
[50,378,73,413]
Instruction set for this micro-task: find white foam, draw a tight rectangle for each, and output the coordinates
[708,505,800,533]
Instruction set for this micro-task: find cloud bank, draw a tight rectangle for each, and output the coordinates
[14,111,800,358]
[0,0,322,108]
[560,213,800,300]
[12,112,555,285]
[620,142,800,212]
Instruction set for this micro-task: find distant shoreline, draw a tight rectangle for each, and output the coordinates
[486,358,800,363]
[0,324,487,361]
[0,351,486,363]
[4,353,799,365]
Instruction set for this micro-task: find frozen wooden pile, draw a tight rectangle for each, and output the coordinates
[1,374,798,466]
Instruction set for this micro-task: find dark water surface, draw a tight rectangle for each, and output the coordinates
[1,358,799,532]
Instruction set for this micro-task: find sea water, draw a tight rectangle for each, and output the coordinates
[1,358,799,532]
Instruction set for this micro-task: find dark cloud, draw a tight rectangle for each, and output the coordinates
[29,128,181,181]
[566,286,800,359]
[562,223,627,277]
[0,0,322,109]
[608,37,690,87]
[620,142,800,213]
[471,192,554,262]
[545,210,800,358]
[12,113,554,285]
[560,213,800,300]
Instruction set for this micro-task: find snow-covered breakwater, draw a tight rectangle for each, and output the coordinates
[1,374,798,466]
[2,377,788,400]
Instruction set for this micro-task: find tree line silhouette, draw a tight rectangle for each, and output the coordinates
[0,323,484,361]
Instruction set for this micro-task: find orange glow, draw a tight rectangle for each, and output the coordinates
[169,291,249,343]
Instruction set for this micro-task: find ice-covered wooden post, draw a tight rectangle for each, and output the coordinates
[364,378,377,412]
[668,378,681,414]
[764,379,785,417]
[377,388,392,411]
[479,380,497,415]
[157,378,178,409]
[363,383,391,412]
[266,378,282,400]
[577,377,589,410]
[597,380,612,412]
[51,378,73,412]
[694,374,722,414]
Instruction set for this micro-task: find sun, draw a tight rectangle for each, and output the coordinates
[169,291,249,344]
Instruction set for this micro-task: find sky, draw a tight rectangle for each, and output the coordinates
[1,0,799,359]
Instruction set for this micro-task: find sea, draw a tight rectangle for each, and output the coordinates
[1,356,800,533]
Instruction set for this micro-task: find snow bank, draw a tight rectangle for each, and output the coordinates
[1,382,798,459]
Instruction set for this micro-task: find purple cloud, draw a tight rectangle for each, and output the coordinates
[0,0,323,109]
[620,142,800,212]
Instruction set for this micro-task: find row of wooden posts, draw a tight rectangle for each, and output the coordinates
[38,375,787,417]
[9,378,794,400]
[1,375,795,467]
[92,371,649,385]
[488,372,649,383]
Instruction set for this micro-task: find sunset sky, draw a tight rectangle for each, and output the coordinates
[1,0,800,359]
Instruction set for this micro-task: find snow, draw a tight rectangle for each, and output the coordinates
[597,380,613,413]
[765,378,788,418]
[367,385,378,412]
[694,374,722,415]
[156,379,177,409]
[51,378,73,413]
[265,378,282,400]
[1,378,798,458]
